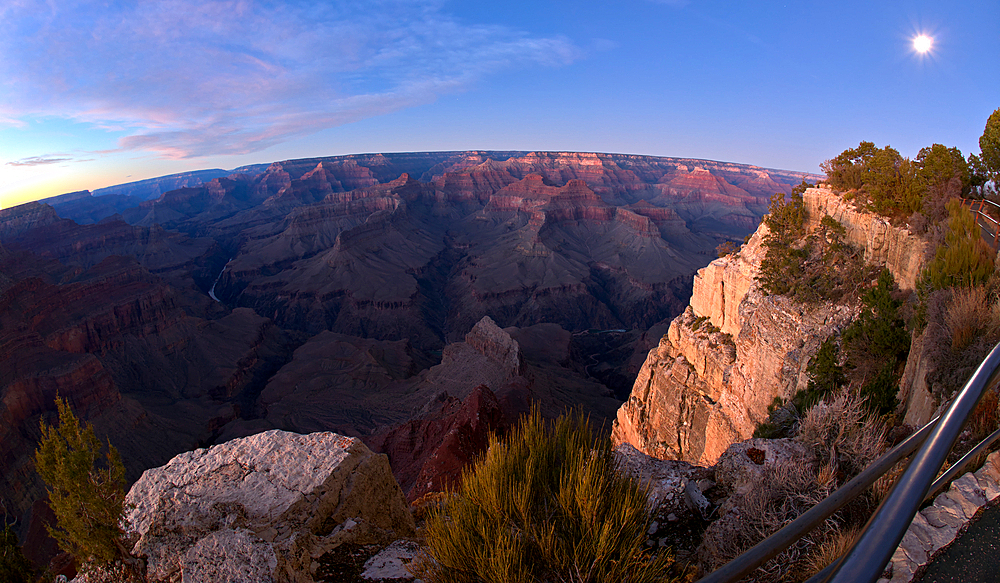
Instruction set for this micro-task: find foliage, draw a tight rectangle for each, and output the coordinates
[0,525,35,583]
[821,142,921,216]
[944,285,997,351]
[756,188,807,297]
[757,202,870,303]
[980,108,1000,187]
[821,141,879,192]
[844,268,910,362]
[921,199,995,291]
[968,153,990,196]
[796,390,887,480]
[916,144,971,196]
[697,456,837,583]
[716,240,740,257]
[423,408,678,583]
[806,336,847,397]
[35,396,129,567]
[822,140,978,218]
[753,335,848,439]
[858,361,901,417]
[753,397,798,439]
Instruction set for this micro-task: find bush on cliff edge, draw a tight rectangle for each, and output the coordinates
[423,408,679,583]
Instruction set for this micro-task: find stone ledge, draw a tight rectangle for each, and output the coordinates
[879,451,1000,583]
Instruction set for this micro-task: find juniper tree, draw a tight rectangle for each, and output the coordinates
[34,396,129,566]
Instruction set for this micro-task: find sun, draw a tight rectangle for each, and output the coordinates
[913,34,933,54]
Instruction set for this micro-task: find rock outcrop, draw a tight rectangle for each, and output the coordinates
[613,187,926,465]
[371,384,508,501]
[804,186,929,290]
[126,430,414,583]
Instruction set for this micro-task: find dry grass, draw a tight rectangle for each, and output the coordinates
[700,391,890,582]
[698,459,835,583]
[944,285,994,350]
[796,390,888,479]
[799,526,862,579]
[871,458,907,503]
[970,388,1000,446]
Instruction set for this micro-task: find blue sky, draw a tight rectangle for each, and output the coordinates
[1,0,997,208]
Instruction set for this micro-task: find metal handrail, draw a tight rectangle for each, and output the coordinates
[962,198,1000,249]
[926,424,1000,502]
[823,340,1000,583]
[695,419,938,583]
[698,340,1000,583]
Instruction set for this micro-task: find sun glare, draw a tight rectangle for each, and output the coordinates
[913,34,933,54]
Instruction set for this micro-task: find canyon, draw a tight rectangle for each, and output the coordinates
[0,150,819,567]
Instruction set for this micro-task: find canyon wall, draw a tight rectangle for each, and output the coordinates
[613,186,928,465]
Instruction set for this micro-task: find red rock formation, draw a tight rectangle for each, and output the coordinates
[371,385,507,500]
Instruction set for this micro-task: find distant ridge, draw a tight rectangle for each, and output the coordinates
[92,168,232,201]
[86,151,822,203]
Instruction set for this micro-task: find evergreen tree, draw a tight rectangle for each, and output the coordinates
[0,524,35,583]
[35,396,129,566]
[980,108,1000,187]
[807,336,847,397]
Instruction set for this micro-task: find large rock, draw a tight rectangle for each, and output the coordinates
[371,384,508,501]
[613,271,854,465]
[125,430,415,583]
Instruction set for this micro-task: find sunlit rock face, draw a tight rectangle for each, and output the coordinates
[803,186,929,291]
[125,430,414,583]
[613,187,927,465]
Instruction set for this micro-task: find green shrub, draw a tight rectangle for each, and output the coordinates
[716,240,740,257]
[35,396,130,568]
[0,525,35,583]
[844,268,910,362]
[821,142,921,216]
[858,362,901,417]
[423,408,678,583]
[921,199,995,291]
[758,210,869,303]
[806,336,846,398]
[916,144,971,196]
[757,187,807,296]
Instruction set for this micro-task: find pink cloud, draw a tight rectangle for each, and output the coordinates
[0,1,581,159]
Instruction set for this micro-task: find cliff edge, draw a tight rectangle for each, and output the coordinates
[613,186,929,465]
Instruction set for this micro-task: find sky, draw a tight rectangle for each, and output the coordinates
[1,0,998,209]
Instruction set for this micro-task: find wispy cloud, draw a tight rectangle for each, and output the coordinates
[6,156,73,167]
[0,1,581,159]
